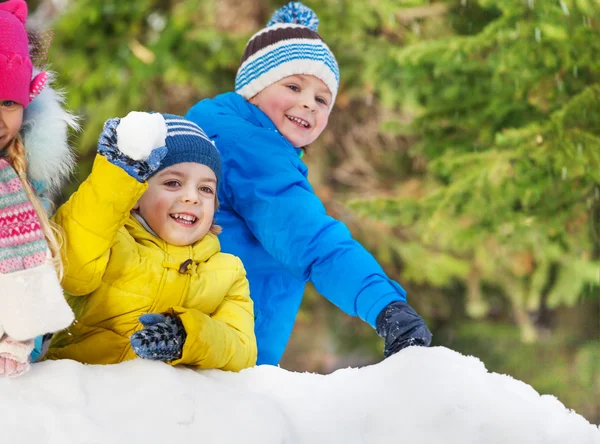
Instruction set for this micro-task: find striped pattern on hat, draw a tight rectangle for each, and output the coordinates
[235,2,339,106]
[156,114,222,181]
[0,159,47,274]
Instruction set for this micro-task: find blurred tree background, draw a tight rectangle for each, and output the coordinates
[27,0,599,422]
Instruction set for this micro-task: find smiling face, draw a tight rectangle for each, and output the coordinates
[249,74,332,148]
[0,100,24,151]
[135,163,217,246]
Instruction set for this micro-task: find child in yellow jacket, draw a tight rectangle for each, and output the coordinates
[46,112,257,371]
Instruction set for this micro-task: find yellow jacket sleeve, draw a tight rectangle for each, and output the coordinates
[169,258,257,371]
[53,155,147,295]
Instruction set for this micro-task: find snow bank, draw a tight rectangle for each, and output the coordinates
[1,346,598,444]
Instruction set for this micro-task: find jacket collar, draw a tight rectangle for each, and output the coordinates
[216,93,303,157]
[125,213,221,263]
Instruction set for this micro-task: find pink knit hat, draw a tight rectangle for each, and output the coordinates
[0,0,47,108]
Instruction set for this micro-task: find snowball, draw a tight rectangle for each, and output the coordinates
[116,112,167,161]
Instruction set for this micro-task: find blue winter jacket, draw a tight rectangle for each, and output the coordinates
[186,92,406,365]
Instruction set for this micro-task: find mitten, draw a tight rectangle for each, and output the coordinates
[130,313,187,361]
[0,336,34,378]
[376,301,432,358]
[97,112,168,182]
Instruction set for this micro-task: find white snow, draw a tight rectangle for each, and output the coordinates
[116,111,167,161]
[0,346,598,444]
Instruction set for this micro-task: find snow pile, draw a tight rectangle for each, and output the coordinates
[0,346,598,444]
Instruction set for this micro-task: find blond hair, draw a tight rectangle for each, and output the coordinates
[6,134,64,279]
[209,196,222,235]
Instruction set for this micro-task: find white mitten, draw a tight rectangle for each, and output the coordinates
[116,111,167,161]
[0,336,34,378]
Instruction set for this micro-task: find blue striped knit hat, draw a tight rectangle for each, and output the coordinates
[156,114,221,181]
[235,2,339,107]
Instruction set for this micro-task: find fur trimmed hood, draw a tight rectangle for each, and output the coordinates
[20,70,78,195]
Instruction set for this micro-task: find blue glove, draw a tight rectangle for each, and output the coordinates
[97,117,167,182]
[130,314,187,361]
[376,301,432,357]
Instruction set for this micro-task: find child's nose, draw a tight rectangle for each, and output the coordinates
[301,95,317,112]
[182,191,200,205]
[302,101,316,113]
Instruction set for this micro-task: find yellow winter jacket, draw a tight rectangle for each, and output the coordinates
[46,155,257,371]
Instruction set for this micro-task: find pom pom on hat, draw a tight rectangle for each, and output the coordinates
[267,2,320,31]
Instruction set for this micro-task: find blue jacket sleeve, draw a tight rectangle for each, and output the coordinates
[222,131,406,327]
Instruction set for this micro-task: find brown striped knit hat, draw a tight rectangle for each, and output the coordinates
[235,2,339,107]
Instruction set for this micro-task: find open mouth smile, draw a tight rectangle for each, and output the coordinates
[286,115,311,129]
[170,213,198,226]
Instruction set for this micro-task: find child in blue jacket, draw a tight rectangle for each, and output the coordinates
[186,2,432,366]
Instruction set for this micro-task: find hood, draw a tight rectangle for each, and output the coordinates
[20,70,78,195]
[189,92,250,120]
[186,92,302,158]
[186,92,278,134]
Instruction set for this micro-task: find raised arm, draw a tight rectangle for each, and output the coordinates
[53,114,167,296]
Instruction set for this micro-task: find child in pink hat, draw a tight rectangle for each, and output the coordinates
[0,0,77,377]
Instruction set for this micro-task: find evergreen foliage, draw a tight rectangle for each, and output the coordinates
[349,0,600,341]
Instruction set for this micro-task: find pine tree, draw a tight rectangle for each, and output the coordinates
[350,0,600,341]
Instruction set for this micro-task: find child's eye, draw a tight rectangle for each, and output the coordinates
[316,96,328,106]
[164,180,181,187]
[286,85,300,92]
[199,186,214,194]
[0,100,18,108]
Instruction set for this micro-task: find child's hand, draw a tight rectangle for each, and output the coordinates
[116,112,168,161]
[0,337,33,378]
[375,301,432,357]
[97,115,168,182]
[130,314,187,361]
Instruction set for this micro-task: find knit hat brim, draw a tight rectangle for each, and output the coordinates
[152,114,222,181]
[236,37,338,105]
[0,64,30,106]
[157,137,222,180]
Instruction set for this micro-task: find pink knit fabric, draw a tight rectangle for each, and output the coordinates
[0,158,46,274]
[0,0,33,107]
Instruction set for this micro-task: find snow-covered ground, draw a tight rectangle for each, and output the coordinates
[0,346,598,444]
